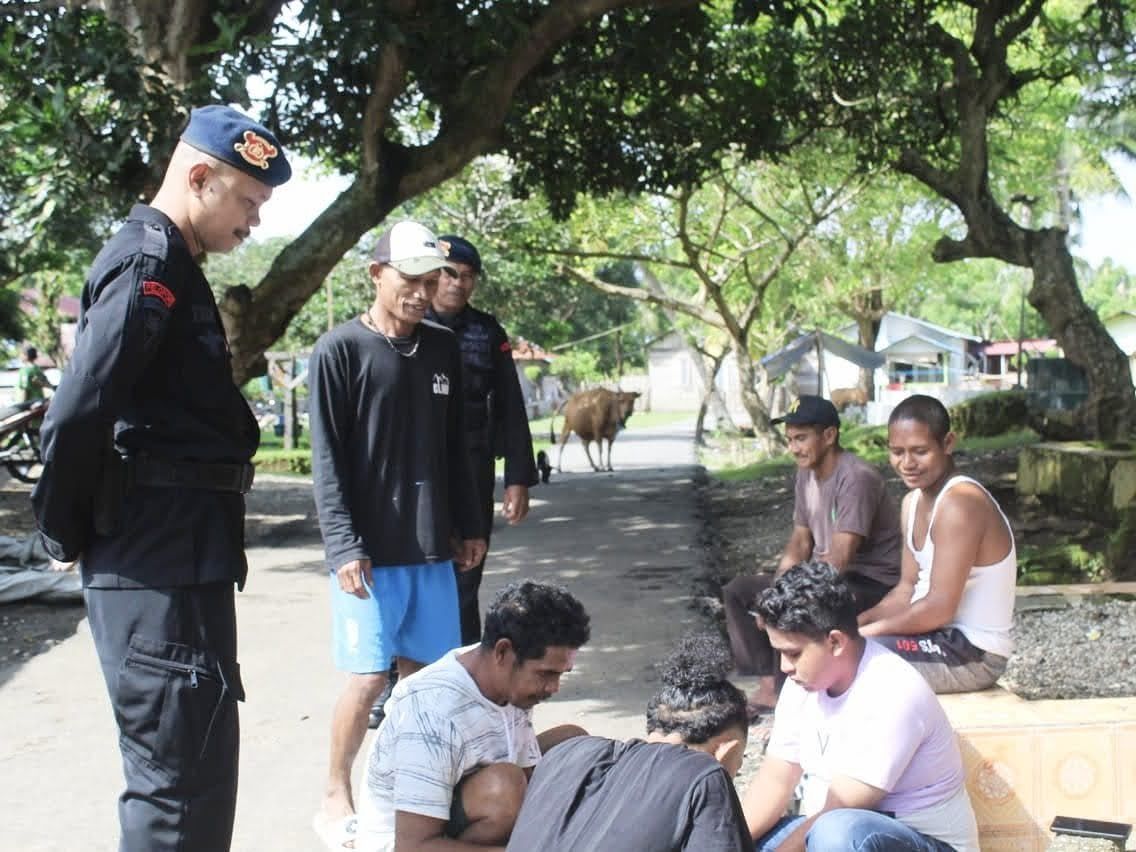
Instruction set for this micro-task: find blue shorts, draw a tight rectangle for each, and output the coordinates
[329,561,460,674]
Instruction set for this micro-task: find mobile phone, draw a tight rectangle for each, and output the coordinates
[1049,816,1132,842]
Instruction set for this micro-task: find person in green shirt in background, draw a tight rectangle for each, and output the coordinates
[16,346,52,403]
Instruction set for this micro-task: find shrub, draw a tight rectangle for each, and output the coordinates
[949,390,1029,438]
[254,450,312,475]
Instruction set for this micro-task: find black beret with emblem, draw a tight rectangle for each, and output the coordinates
[180,105,292,187]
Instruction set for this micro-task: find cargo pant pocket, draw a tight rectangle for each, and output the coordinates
[115,634,233,784]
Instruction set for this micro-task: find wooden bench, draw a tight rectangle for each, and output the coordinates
[939,686,1136,851]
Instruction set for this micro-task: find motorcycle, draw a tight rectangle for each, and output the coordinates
[0,398,48,483]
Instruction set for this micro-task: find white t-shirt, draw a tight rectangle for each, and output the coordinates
[766,639,979,852]
[355,646,542,852]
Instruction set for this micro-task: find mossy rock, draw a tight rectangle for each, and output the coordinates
[1017,542,1107,584]
[950,390,1029,438]
[1018,443,1136,520]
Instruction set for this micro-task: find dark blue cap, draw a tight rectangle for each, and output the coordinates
[771,395,840,428]
[437,235,482,274]
[180,105,292,187]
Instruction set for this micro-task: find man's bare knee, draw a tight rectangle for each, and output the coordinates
[461,762,527,830]
[345,671,389,704]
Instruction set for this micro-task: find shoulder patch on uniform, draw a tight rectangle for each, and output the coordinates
[499,340,512,353]
[142,280,176,309]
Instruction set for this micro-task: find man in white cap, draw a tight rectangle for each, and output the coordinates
[309,220,488,849]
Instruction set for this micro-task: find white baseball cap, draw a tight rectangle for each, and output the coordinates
[371,221,455,276]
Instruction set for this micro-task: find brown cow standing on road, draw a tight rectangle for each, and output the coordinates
[551,389,641,472]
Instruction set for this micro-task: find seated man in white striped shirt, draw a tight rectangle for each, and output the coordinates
[355,580,590,852]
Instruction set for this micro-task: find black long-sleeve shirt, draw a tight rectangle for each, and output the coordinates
[309,318,484,570]
[32,204,257,588]
[425,304,537,489]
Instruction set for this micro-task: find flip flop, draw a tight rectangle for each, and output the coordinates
[313,812,357,850]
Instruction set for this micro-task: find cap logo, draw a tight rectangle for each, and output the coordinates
[788,399,801,413]
[234,130,277,171]
[437,239,452,255]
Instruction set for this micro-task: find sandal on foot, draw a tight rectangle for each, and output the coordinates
[313,812,357,850]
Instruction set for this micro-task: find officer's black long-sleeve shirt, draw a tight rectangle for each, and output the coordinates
[32,205,258,587]
[309,318,484,571]
[425,305,537,489]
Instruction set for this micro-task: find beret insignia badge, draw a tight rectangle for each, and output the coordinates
[234,130,278,171]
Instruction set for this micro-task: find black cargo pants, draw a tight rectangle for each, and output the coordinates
[85,581,244,852]
[455,457,496,644]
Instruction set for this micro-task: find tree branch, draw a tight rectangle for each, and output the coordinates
[559,264,726,328]
[361,42,409,173]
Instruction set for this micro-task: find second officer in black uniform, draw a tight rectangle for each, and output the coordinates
[31,105,291,851]
[428,235,538,641]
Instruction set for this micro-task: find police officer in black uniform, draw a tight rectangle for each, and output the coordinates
[31,105,291,851]
[428,236,538,641]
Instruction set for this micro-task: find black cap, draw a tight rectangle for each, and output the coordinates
[437,234,482,274]
[180,105,292,187]
[771,395,840,428]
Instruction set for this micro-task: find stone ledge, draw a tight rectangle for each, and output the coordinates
[939,686,1136,851]
[1015,582,1136,598]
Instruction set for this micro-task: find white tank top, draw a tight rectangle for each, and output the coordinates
[906,476,1015,658]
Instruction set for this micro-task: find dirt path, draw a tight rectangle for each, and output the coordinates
[0,420,710,851]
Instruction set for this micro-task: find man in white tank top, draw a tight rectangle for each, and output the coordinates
[858,395,1016,693]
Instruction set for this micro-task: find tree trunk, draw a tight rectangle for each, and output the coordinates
[217,176,391,383]
[694,400,708,446]
[733,340,779,451]
[853,290,883,400]
[1026,229,1136,439]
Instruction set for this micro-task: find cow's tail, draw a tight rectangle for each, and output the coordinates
[548,397,569,443]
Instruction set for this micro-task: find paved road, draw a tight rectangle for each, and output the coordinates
[0,419,706,851]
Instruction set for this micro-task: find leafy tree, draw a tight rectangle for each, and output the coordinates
[552,148,867,439]
[0,5,184,285]
[8,0,789,383]
[397,156,649,376]
[766,0,1136,437]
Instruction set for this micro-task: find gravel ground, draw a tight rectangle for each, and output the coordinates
[1003,596,1136,700]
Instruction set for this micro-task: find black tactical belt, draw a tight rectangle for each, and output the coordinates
[132,457,255,494]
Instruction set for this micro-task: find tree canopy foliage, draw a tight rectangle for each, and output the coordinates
[3,0,1134,435]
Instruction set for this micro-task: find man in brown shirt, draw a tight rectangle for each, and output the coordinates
[723,395,901,712]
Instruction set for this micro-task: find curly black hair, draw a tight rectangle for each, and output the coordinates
[645,634,747,745]
[754,560,859,641]
[889,394,951,444]
[481,580,591,663]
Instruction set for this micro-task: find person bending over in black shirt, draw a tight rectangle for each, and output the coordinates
[505,634,752,852]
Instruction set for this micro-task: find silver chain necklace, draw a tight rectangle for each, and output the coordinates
[364,309,420,358]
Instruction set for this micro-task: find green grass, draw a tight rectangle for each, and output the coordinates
[713,456,796,482]
[957,428,1039,454]
[705,426,1041,483]
[256,427,311,452]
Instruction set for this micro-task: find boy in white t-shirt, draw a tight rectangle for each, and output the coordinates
[355,581,590,852]
[740,561,979,852]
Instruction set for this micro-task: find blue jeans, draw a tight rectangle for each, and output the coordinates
[755,809,956,851]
